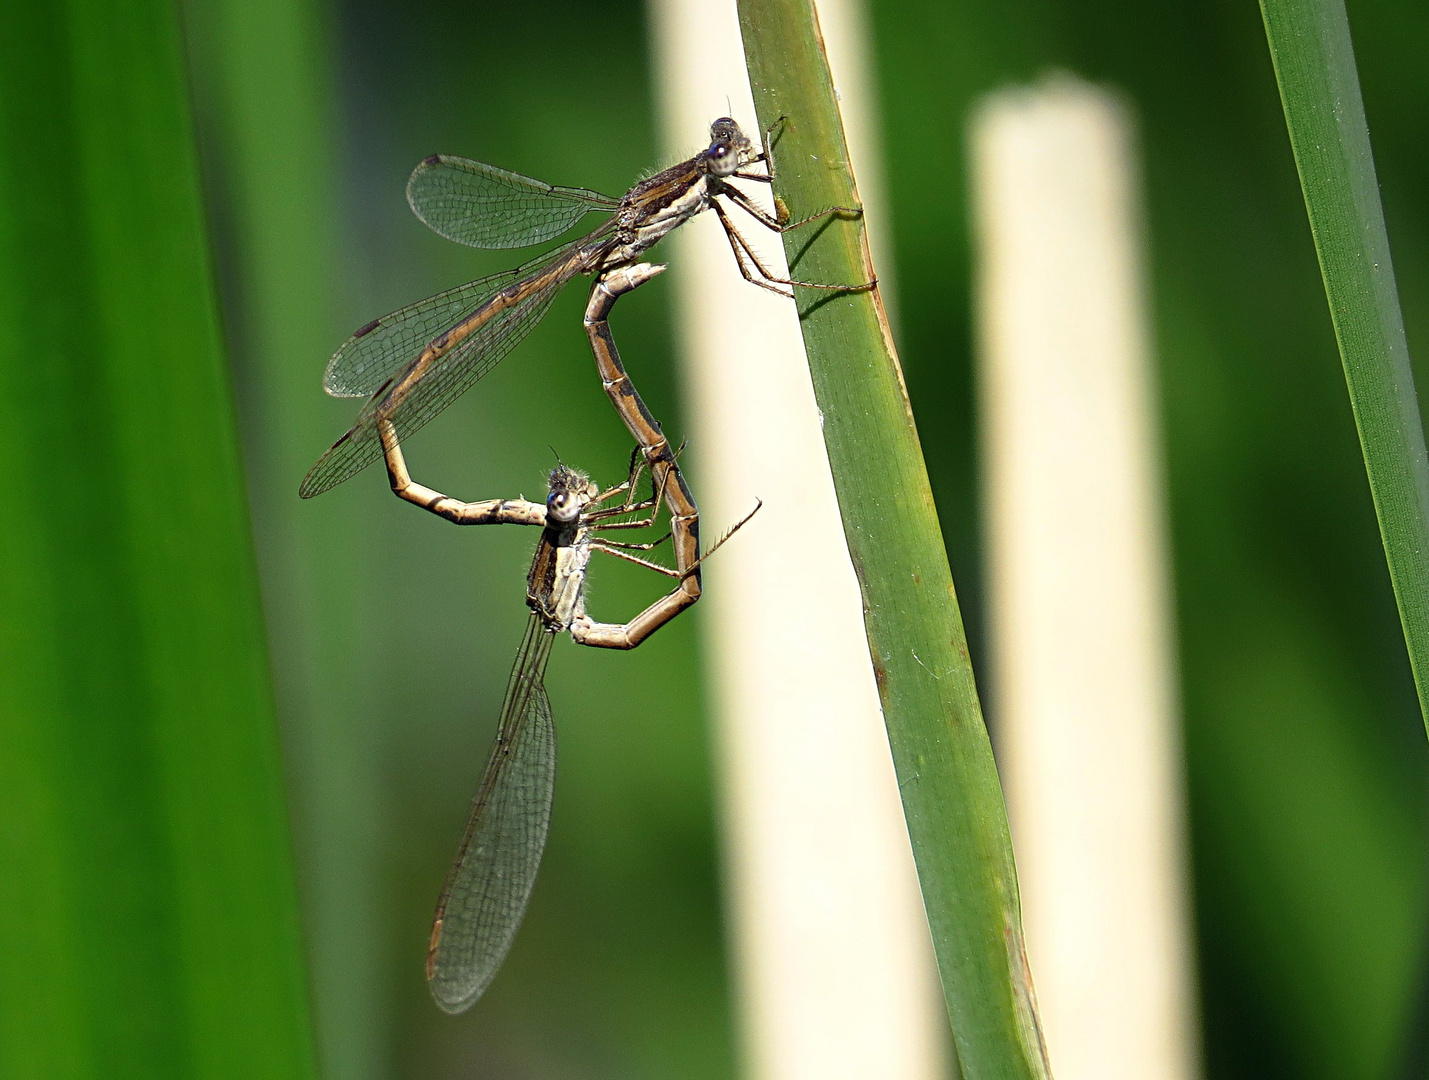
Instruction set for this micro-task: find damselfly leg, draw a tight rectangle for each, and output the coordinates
[707,117,878,299]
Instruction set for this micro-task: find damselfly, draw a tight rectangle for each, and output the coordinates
[299,117,865,502]
[422,459,755,1012]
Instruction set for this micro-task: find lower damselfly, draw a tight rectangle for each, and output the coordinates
[424,459,755,1012]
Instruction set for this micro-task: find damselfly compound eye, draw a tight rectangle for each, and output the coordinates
[547,492,578,523]
[707,141,740,177]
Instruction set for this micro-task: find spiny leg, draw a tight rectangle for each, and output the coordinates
[379,418,545,526]
[678,498,762,576]
[585,447,671,528]
[757,115,809,189]
[589,542,680,577]
[592,532,674,552]
[711,202,797,299]
[724,118,877,289]
[721,182,863,236]
[713,196,876,295]
[588,446,647,510]
[575,499,762,650]
[760,116,785,183]
[738,115,837,204]
[585,499,661,528]
[714,203,821,298]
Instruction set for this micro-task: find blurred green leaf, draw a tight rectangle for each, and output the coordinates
[0,0,316,1076]
[737,1,1047,1076]
[1259,0,1429,731]
[180,0,388,1075]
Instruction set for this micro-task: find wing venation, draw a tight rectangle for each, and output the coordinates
[408,154,618,250]
[427,618,557,1014]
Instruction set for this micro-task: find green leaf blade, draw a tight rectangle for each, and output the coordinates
[736,2,1051,1076]
[0,0,317,1076]
[1260,0,1429,731]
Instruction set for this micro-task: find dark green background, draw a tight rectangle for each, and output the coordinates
[192,0,1429,1076]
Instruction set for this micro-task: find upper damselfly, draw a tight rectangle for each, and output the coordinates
[299,117,865,500]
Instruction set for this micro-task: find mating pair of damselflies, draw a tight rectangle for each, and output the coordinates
[304,116,867,1013]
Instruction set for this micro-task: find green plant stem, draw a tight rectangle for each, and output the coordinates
[735,2,1050,1076]
[1260,0,1429,732]
[0,0,316,1075]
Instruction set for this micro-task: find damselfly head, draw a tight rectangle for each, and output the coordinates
[704,117,754,177]
[546,465,597,525]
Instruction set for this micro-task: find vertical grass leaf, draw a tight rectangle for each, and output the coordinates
[0,0,318,1075]
[180,0,391,1073]
[1260,0,1429,731]
[735,1,1052,1075]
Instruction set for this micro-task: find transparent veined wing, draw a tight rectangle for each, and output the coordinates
[301,239,598,497]
[321,267,524,399]
[427,617,557,1014]
[407,154,620,249]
